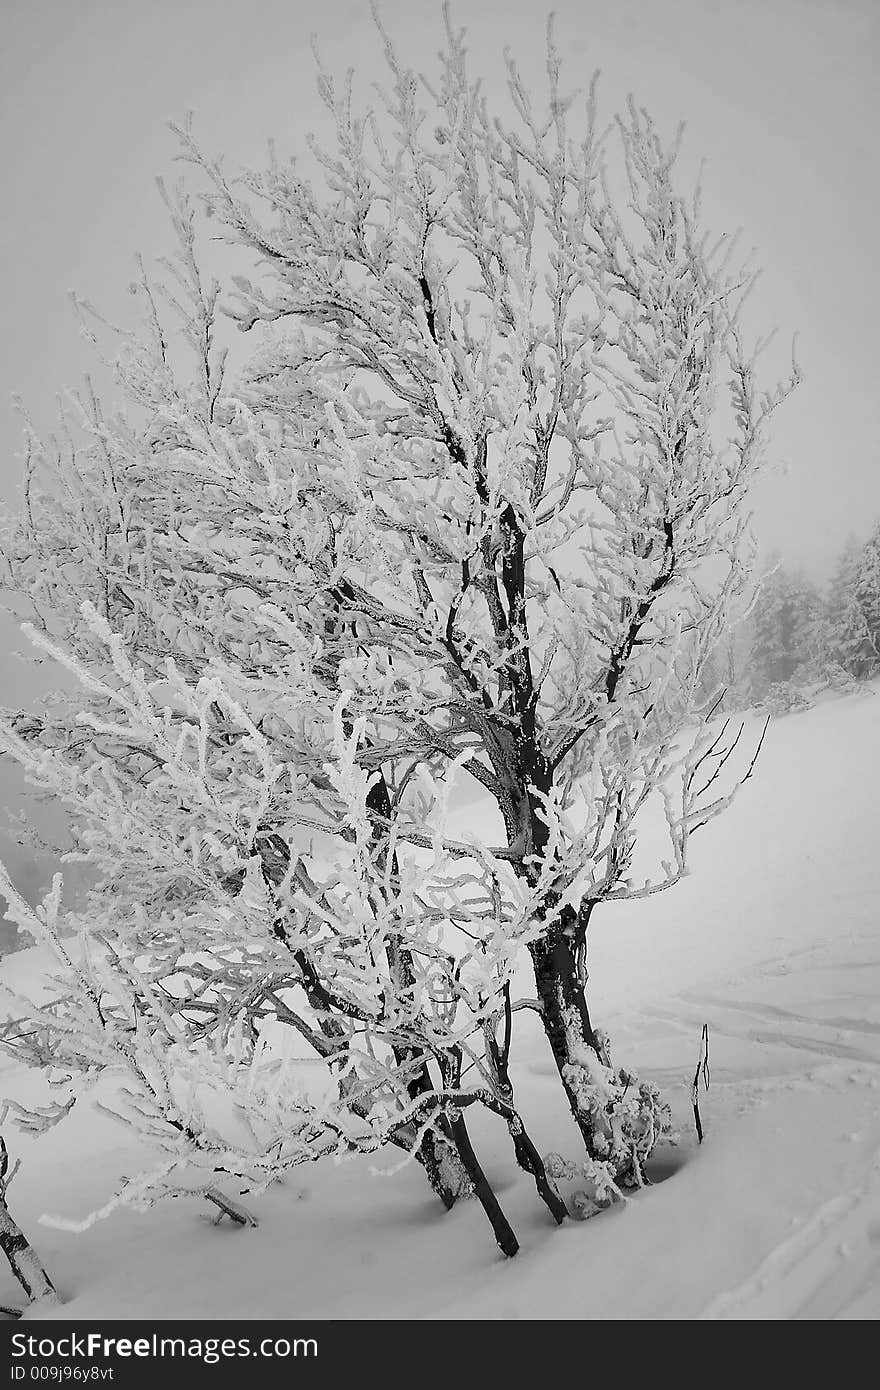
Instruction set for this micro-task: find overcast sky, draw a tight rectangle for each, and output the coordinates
[1,0,878,599]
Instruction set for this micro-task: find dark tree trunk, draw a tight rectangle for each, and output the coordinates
[484,989,568,1224]
[504,1115,568,1224]
[0,1197,58,1310]
[447,1111,519,1258]
[528,920,604,1161]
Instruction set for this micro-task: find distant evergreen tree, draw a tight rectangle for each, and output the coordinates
[822,536,869,677]
[789,570,823,671]
[820,529,880,680]
[853,523,880,676]
[749,562,819,697]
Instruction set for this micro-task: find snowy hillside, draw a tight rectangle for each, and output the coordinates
[1,685,879,1321]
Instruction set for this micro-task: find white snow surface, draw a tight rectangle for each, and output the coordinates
[2,684,879,1321]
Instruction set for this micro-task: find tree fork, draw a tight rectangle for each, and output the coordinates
[485,994,568,1224]
[400,1065,470,1210]
[255,820,470,1209]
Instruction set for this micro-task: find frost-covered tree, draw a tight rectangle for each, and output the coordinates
[0,10,796,1254]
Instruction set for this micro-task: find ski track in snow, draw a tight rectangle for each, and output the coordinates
[637,999,880,1066]
[699,1144,880,1320]
[628,937,880,1069]
[625,939,880,1320]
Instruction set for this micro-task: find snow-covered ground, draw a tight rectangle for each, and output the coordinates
[1,684,879,1320]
